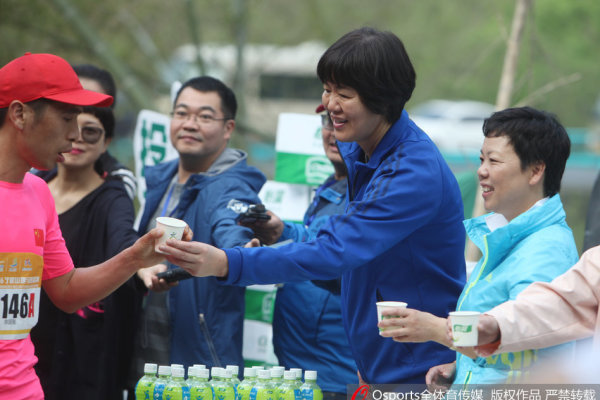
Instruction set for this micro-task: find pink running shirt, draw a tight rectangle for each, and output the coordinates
[0,173,73,399]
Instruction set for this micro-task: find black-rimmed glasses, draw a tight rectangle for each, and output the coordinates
[171,109,232,124]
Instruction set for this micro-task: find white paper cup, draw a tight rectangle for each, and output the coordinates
[155,217,186,254]
[449,311,480,346]
[376,301,407,332]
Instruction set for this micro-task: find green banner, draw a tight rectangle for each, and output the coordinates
[275,152,333,185]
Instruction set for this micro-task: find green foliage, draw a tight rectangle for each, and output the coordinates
[1,0,599,127]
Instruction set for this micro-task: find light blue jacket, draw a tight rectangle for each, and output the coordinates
[454,194,579,384]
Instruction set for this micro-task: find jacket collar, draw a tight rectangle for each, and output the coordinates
[465,194,566,257]
[338,110,412,169]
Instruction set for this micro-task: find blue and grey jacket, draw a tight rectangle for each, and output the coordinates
[224,111,466,384]
[455,194,578,384]
[138,148,266,370]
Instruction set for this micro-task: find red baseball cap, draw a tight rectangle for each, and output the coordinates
[0,52,113,108]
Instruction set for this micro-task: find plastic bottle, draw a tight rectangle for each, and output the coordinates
[135,363,158,400]
[153,365,172,400]
[187,366,198,389]
[300,371,322,400]
[189,367,214,400]
[269,368,284,389]
[236,367,257,400]
[250,369,274,400]
[289,369,302,389]
[214,368,236,400]
[276,370,302,400]
[210,367,222,390]
[163,365,191,400]
[226,365,241,393]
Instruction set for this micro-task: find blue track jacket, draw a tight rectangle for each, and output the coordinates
[224,111,466,384]
[455,194,578,384]
[138,149,266,370]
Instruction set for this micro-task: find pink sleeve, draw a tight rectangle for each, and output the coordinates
[489,246,600,353]
[29,174,74,280]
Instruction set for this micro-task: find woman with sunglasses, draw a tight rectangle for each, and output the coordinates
[30,105,140,400]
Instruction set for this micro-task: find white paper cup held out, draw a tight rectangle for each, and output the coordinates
[155,217,186,254]
[376,301,407,333]
[449,311,480,346]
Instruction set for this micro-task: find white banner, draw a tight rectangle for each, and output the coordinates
[132,110,178,212]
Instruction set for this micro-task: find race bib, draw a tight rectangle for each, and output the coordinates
[0,253,43,340]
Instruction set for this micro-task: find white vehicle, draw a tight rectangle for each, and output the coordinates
[409,99,496,152]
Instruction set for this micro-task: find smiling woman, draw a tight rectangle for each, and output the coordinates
[378,107,580,387]
[155,27,468,385]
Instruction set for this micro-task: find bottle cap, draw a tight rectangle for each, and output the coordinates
[244,367,257,378]
[198,368,210,379]
[211,367,222,378]
[304,370,317,381]
[172,366,185,378]
[272,366,285,371]
[194,364,207,369]
[270,368,283,378]
[257,369,270,379]
[158,365,172,376]
[284,370,295,380]
[188,366,198,377]
[290,368,302,379]
[252,366,264,371]
[144,363,158,374]
[223,369,233,379]
[171,363,184,370]
[226,365,239,375]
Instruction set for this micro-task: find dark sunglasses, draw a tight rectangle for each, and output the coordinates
[79,126,105,144]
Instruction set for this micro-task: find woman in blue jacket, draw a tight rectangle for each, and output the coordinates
[378,107,578,385]
[158,27,467,384]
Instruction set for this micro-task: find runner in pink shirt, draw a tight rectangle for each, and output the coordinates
[0,53,190,399]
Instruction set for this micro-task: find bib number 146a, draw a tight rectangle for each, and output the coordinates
[1,292,35,319]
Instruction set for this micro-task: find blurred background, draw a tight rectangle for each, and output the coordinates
[1,0,599,251]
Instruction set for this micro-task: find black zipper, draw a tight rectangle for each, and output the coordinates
[198,313,222,367]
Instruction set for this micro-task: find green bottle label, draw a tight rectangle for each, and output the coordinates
[135,377,155,400]
[190,384,213,400]
[237,382,253,400]
[163,383,191,400]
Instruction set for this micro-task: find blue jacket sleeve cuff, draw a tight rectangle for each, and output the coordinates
[280,221,308,243]
[222,247,243,284]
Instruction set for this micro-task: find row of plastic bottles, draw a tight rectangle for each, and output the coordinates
[135,363,323,400]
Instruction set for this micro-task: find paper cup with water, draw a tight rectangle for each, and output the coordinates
[376,301,407,333]
[449,311,480,346]
[155,217,186,254]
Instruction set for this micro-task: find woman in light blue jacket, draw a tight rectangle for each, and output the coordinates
[378,106,579,385]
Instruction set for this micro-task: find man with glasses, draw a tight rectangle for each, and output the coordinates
[0,53,174,399]
[130,76,266,381]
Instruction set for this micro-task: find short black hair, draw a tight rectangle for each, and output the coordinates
[82,106,115,139]
[483,106,571,197]
[0,108,7,128]
[72,64,117,108]
[317,27,416,123]
[174,76,237,120]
